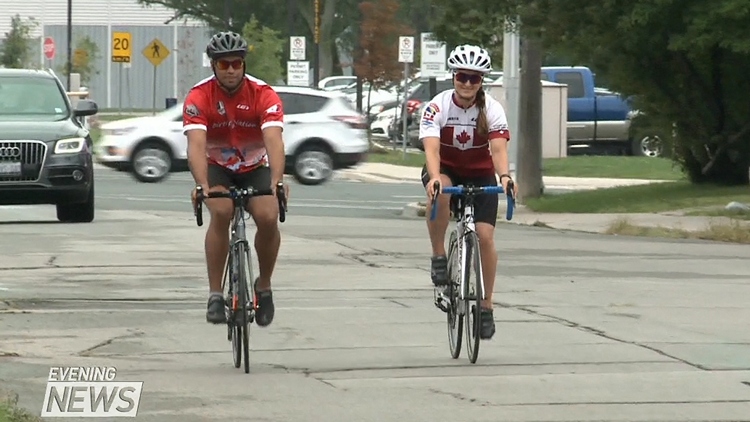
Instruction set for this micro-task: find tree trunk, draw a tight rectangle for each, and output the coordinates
[683,148,750,185]
[299,0,336,79]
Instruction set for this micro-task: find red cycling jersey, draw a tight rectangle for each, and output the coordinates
[182,74,284,173]
[418,89,511,178]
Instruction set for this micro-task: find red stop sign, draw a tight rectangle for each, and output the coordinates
[44,37,55,60]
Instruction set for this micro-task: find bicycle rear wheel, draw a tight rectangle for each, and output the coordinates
[446,230,463,359]
[464,232,482,364]
[236,241,252,374]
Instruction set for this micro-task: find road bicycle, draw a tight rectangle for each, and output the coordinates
[429,179,515,363]
[193,183,287,374]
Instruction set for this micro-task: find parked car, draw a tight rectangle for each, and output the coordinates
[540,66,660,157]
[96,85,368,185]
[0,68,99,222]
[318,76,357,91]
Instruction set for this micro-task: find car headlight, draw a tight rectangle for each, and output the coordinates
[55,137,86,154]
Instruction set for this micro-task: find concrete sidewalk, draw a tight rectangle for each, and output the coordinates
[402,200,750,237]
[339,162,672,190]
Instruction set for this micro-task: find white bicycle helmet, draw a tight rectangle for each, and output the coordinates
[447,44,492,74]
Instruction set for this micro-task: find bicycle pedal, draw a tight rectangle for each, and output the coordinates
[434,292,451,313]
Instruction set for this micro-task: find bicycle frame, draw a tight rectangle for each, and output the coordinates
[429,182,515,308]
[194,184,288,306]
[453,193,483,306]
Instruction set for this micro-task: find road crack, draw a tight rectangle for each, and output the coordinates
[429,388,492,406]
[497,302,707,370]
[77,328,145,357]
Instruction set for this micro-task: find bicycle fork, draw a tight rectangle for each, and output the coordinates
[434,230,462,313]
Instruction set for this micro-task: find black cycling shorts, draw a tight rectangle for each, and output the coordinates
[420,165,498,227]
[208,163,271,191]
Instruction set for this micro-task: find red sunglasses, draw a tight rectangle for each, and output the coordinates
[454,72,483,85]
[215,58,244,70]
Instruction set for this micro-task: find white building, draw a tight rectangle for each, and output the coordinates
[0,0,213,109]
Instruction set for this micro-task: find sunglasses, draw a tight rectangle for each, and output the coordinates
[215,59,244,71]
[454,72,483,85]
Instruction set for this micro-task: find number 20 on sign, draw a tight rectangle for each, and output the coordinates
[112,32,132,63]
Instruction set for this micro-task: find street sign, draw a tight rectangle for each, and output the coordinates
[142,38,170,67]
[420,32,447,78]
[289,36,306,61]
[398,36,414,63]
[112,32,132,63]
[43,37,55,60]
[73,49,88,67]
[287,61,310,86]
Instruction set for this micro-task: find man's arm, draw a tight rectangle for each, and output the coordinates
[258,88,286,185]
[262,126,285,184]
[183,96,209,187]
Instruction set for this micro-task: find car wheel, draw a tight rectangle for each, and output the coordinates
[631,135,663,158]
[293,143,334,185]
[57,180,95,223]
[131,140,172,183]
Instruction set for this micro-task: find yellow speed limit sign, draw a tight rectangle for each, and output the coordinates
[112,32,132,63]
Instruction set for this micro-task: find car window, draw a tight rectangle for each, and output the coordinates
[409,80,454,101]
[277,93,329,115]
[553,71,585,98]
[0,76,69,120]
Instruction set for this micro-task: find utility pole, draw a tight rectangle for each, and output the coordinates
[224,0,231,30]
[66,0,72,91]
[313,0,321,87]
[516,36,544,202]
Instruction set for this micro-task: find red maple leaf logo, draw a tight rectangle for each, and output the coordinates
[456,130,471,144]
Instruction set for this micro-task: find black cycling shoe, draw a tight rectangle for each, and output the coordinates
[254,278,275,327]
[479,308,496,340]
[431,255,449,286]
[206,295,226,324]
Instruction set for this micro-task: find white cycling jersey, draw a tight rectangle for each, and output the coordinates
[419,89,510,177]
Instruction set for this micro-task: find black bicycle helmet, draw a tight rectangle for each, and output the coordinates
[205,31,248,60]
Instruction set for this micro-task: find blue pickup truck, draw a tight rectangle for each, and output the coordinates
[541,66,661,157]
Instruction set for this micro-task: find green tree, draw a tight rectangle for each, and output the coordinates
[241,16,284,83]
[137,0,356,79]
[57,35,101,86]
[354,0,413,111]
[1,14,37,69]
[430,0,750,185]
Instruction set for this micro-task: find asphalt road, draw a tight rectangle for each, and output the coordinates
[95,167,425,220]
[1,167,749,421]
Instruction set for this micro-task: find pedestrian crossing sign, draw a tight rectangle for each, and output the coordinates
[142,38,170,67]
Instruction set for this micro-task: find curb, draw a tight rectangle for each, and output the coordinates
[337,170,419,184]
[401,202,426,218]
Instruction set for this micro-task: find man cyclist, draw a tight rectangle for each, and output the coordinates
[183,31,287,327]
[420,44,519,340]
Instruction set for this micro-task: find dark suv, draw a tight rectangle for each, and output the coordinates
[0,69,99,222]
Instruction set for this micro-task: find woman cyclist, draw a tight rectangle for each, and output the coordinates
[419,44,518,340]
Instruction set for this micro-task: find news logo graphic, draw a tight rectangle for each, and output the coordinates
[41,366,143,418]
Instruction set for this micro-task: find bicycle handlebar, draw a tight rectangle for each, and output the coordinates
[429,179,515,222]
[193,183,288,227]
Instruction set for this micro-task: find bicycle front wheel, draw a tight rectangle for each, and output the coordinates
[464,232,482,364]
[236,241,252,374]
[446,230,463,359]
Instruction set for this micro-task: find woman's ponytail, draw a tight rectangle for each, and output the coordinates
[475,88,489,137]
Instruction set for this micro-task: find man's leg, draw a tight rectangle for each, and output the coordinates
[421,165,454,288]
[238,166,280,327]
[471,174,500,339]
[203,165,235,324]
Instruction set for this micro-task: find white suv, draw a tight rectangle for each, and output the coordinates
[96,86,369,185]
